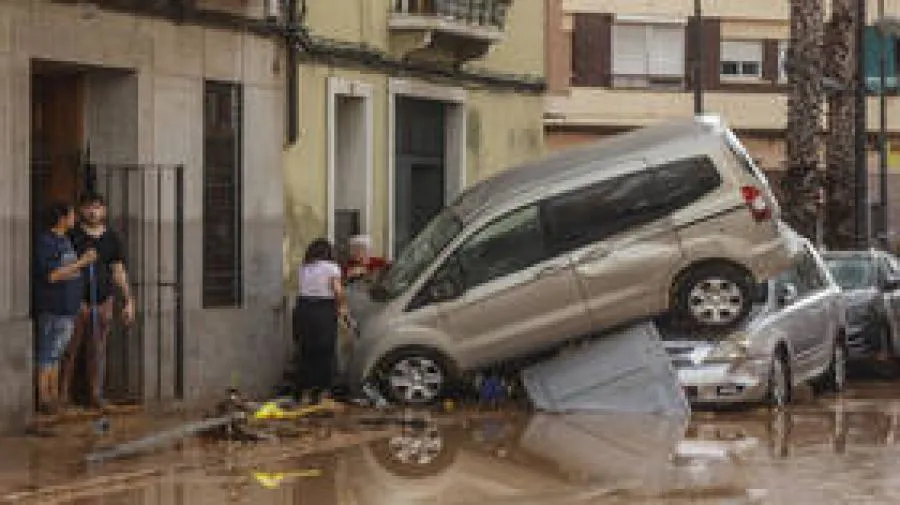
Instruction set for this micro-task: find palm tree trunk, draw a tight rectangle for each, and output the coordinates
[824,0,859,249]
[783,0,825,241]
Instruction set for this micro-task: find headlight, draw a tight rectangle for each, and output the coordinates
[705,333,752,363]
[846,304,875,324]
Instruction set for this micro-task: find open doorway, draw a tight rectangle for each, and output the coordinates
[394,97,447,254]
[30,60,146,408]
[328,78,373,262]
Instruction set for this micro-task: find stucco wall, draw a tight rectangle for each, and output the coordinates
[304,0,545,77]
[283,64,545,290]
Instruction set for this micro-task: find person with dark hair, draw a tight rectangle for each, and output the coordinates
[293,238,347,403]
[61,192,135,409]
[34,202,96,414]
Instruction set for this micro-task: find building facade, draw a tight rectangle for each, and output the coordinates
[284,0,547,282]
[545,0,900,243]
[0,0,286,431]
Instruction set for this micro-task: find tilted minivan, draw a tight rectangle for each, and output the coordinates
[347,116,795,405]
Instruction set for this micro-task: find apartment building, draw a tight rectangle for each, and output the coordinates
[545,0,900,217]
[284,0,546,280]
[0,0,285,432]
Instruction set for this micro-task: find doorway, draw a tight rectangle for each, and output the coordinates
[30,61,158,407]
[394,97,448,254]
[329,89,373,263]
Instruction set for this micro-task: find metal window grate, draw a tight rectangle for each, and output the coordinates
[203,81,243,308]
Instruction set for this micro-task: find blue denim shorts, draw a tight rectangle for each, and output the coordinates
[37,314,75,369]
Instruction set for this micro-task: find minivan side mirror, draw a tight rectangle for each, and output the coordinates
[778,283,798,306]
[883,275,900,292]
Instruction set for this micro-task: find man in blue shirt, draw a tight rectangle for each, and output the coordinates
[34,202,96,414]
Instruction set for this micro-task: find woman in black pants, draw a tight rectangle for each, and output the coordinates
[294,238,347,403]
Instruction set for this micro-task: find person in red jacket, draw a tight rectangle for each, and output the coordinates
[342,235,388,283]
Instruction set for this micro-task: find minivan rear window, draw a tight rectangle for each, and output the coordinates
[543,156,720,254]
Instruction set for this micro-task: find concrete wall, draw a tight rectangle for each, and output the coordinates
[0,1,285,431]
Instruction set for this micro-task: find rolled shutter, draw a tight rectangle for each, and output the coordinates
[612,24,648,77]
[648,25,685,76]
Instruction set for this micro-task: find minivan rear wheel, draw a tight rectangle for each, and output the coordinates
[376,348,455,406]
[674,264,753,330]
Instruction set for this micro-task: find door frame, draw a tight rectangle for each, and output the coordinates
[326,76,375,243]
[388,78,467,260]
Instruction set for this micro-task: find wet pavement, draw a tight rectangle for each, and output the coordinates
[4,376,900,504]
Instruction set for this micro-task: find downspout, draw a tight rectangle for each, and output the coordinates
[286,0,301,144]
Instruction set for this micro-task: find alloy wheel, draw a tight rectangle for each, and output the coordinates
[688,278,745,326]
[387,356,445,405]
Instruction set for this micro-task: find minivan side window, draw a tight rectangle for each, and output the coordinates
[654,156,722,211]
[543,156,720,255]
[408,205,548,310]
[456,205,547,289]
[543,171,656,254]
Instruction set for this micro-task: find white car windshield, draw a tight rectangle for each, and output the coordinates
[374,208,463,300]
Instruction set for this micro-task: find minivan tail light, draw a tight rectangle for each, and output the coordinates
[741,186,772,221]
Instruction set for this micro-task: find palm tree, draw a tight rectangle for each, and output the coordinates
[824,0,859,249]
[783,0,825,241]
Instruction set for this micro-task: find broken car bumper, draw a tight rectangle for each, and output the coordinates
[674,358,770,404]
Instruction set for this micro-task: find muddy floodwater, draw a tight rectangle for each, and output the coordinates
[4,378,900,504]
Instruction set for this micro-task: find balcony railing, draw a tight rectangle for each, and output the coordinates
[393,0,510,30]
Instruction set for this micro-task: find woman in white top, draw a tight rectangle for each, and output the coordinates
[294,238,347,403]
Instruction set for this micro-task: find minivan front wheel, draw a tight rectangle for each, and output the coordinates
[377,348,454,406]
[674,264,753,330]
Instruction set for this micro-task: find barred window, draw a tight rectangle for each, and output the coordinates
[203,81,243,308]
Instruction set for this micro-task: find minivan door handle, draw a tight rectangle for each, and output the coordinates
[574,247,610,265]
[534,263,567,279]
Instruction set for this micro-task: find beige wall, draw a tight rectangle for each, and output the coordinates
[287,0,546,286]
[305,0,544,76]
[283,64,544,289]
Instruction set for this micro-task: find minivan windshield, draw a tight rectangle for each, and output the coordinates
[824,256,877,290]
[373,208,463,300]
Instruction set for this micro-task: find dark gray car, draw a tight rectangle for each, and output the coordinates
[822,250,900,359]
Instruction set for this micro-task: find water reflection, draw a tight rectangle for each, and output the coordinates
[10,395,900,504]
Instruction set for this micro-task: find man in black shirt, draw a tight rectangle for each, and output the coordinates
[61,192,135,409]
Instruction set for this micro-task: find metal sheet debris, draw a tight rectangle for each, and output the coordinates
[521,322,690,417]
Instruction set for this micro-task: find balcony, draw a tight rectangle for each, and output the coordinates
[389,0,512,63]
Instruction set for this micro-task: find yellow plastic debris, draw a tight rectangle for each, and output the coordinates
[253,470,322,489]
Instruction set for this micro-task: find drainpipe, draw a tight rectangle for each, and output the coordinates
[286,0,302,144]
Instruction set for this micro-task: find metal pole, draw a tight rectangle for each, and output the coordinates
[857,0,870,248]
[693,0,703,115]
[881,0,890,248]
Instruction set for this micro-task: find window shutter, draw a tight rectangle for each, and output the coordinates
[612,24,648,76]
[763,39,780,82]
[686,18,721,89]
[647,25,684,76]
[721,41,762,63]
[701,18,721,88]
[571,14,613,87]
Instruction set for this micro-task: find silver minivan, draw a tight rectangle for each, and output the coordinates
[347,116,794,405]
